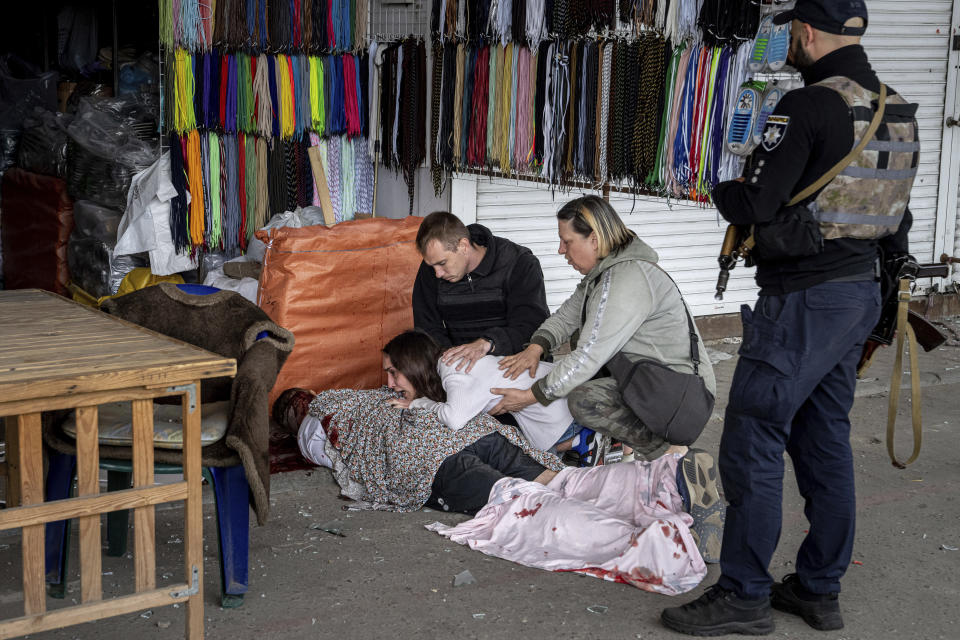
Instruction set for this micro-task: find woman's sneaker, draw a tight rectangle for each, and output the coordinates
[677,448,725,563]
[561,429,605,467]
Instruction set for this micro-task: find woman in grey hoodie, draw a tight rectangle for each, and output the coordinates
[490,195,724,562]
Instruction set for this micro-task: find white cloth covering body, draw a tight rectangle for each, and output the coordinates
[297,413,334,469]
[427,455,706,596]
[409,356,573,451]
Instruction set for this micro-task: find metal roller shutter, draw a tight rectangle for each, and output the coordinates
[863,0,953,264]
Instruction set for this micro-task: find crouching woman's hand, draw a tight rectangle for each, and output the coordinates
[489,387,536,414]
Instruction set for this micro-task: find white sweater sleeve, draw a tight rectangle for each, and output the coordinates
[408,360,497,431]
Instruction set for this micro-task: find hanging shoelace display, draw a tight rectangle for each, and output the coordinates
[427,0,760,201]
[382,38,427,214]
[164,0,378,253]
[430,38,446,195]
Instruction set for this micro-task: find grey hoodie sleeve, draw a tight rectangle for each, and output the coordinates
[531,262,656,404]
[529,278,588,353]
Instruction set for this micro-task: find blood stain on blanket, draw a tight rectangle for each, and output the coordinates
[560,566,665,588]
[661,524,672,537]
[672,528,688,552]
[321,415,340,447]
[514,503,543,519]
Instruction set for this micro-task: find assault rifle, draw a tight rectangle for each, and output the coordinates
[857,256,950,375]
[714,224,753,300]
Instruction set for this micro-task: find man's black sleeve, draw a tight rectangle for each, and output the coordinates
[879,207,913,257]
[485,253,550,356]
[412,263,453,348]
[712,90,825,225]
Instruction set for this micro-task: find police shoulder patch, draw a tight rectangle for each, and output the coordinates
[760,115,790,152]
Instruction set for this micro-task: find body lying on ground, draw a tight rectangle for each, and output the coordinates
[271,332,716,594]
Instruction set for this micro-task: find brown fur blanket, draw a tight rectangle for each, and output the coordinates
[43,283,294,525]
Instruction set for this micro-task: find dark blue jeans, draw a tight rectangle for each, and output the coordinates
[717,280,881,599]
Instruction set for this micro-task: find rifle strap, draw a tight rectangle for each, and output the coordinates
[886,277,922,468]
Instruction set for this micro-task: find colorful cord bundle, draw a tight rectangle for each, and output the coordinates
[427,0,762,201]
[376,38,427,213]
[165,32,378,250]
[166,0,370,53]
[167,49,368,141]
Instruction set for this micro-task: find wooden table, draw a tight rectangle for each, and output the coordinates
[0,290,236,639]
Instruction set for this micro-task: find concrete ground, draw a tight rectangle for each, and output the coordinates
[2,318,959,640]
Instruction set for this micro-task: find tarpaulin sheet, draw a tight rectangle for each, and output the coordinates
[1,168,73,293]
[257,216,423,405]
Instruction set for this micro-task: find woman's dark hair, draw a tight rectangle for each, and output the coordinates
[382,330,446,402]
[556,195,635,258]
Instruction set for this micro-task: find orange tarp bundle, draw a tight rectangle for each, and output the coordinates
[257,217,424,404]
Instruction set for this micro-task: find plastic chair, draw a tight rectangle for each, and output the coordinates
[44,453,249,607]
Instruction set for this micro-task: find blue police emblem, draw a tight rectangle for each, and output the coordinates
[761,115,790,152]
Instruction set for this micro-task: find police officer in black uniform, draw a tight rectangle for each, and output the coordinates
[662,1,916,635]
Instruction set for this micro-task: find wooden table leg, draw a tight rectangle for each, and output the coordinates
[5,416,21,508]
[75,406,103,603]
[17,413,45,616]
[182,384,204,639]
[132,400,156,592]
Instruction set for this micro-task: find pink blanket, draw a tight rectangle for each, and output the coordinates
[426,455,707,595]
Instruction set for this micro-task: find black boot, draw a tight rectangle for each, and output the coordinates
[771,573,843,631]
[661,585,775,636]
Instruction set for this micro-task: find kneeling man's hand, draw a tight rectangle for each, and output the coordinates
[442,338,492,373]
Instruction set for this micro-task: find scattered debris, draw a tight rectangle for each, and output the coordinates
[156,621,171,630]
[102,571,113,576]
[587,605,608,614]
[139,610,153,619]
[707,348,734,364]
[472,613,486,620]
[720,337,742,345]
[311,520,346,537]
[852,560,863,566]
[453,570,477,587]
[940,544,958,552]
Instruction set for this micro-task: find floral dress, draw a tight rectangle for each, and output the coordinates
[309,388,563,511]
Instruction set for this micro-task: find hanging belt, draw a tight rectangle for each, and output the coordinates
[885,278,923,468]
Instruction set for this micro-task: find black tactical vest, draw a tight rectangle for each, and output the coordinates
[809,76,920,240]
[435,237,528,345]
